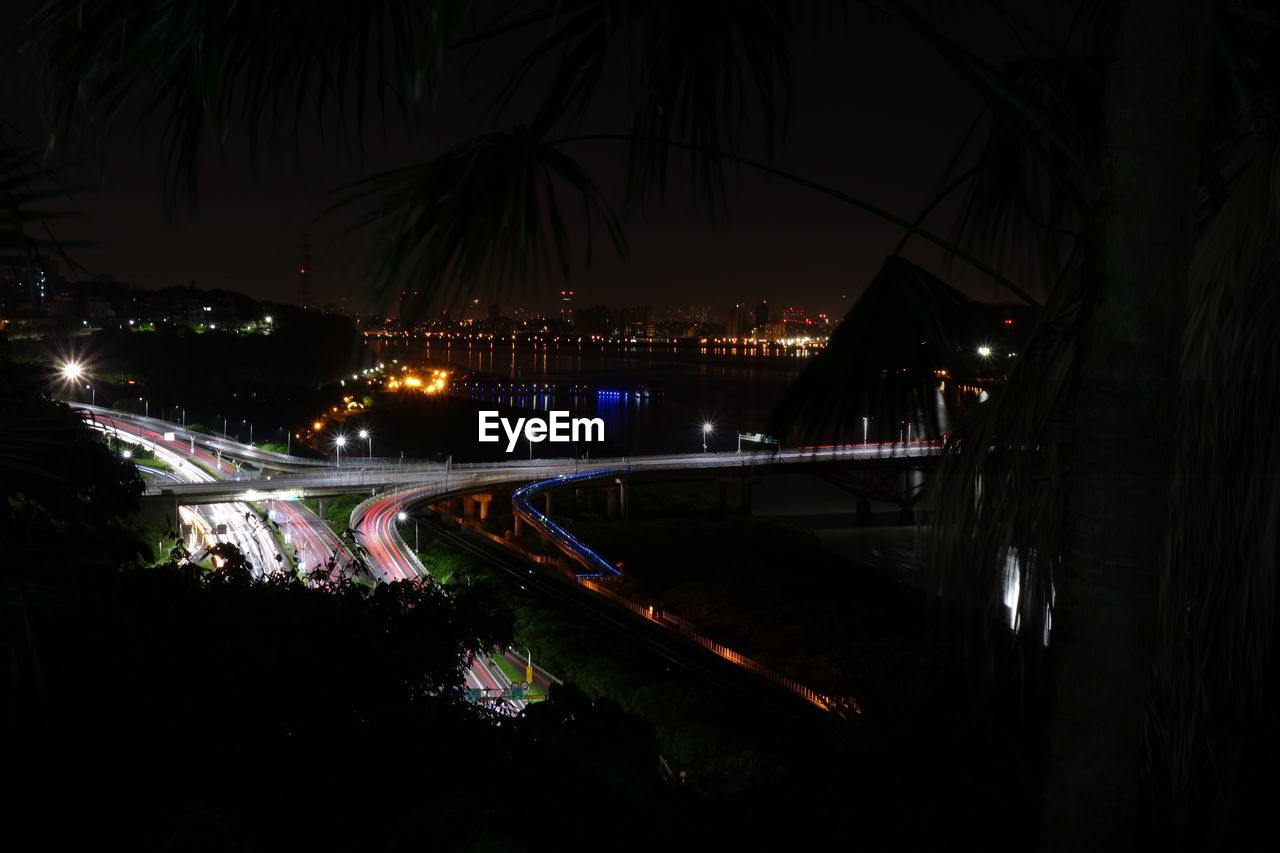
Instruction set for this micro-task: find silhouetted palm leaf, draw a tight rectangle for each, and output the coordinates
[26,0,471,210]
[330,127,626,320]
[1153,132,1280,838]
[470,0,793,211]
[0,125,82,259]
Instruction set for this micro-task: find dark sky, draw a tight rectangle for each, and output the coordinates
[2,3,1075,318]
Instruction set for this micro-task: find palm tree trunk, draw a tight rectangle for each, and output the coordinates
[1043,0,1211,848]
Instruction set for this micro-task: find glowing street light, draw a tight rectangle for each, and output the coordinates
[359,428,371,458]
[335,434,347,468]
[397,510,419,551]
[121,449,132,459]
[977,345,993,358]
[60,361,84,381]
[701,421,714,453]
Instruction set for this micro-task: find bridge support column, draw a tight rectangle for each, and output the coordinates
[138,496,180,532]
[605,481,628,520]
[856,496,873,526]
[474,493,493,521]
[317,496,329,518]
[514,514,523,535]
[543,491,553,516]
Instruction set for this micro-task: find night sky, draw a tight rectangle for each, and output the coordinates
[2,3,1071,317]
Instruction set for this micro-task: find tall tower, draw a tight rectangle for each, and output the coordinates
[297,232,313,309]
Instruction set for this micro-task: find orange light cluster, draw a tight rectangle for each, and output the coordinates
[386,368,449,394]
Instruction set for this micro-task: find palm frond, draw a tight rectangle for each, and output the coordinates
[1153,132,1280,841]
[329,127,626,322]
[622,0,793,211]
[936,55,1100,297]
[471,1,794,212]
[0,125,84,269]
[25,0,470,211]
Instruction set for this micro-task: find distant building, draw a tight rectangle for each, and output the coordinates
[575,304,612,337]
[726,303,748,338]
[0,254,54,316]
[754,299,770,327]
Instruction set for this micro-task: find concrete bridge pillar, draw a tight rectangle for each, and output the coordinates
[514,514,524,536]
[856,496,873,526]
[317,496,329,518]
[473,492,493,521]
[139,496,180,532]
[543,491,554,516]
[605,481,628,520]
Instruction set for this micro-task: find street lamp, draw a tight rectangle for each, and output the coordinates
[86,383,95,406]
[138,397,148,418]
[242,419,254,445]
[335,434,346,467]
[977,345,993,358]
[862,416,869,444]
[60,361,84,382]
[398,511,419,552]
[702,421,714,453]
[359,428,371,459]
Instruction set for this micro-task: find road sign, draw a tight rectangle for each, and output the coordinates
[510,686,525,701]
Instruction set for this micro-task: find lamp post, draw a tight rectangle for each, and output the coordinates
[359,429,371,459]
[702,422,713,453]
[335,435,346,468]
[398,511,419,552]
[862,416,869,444]
[139,397,148,418]
[86,383,95,406]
